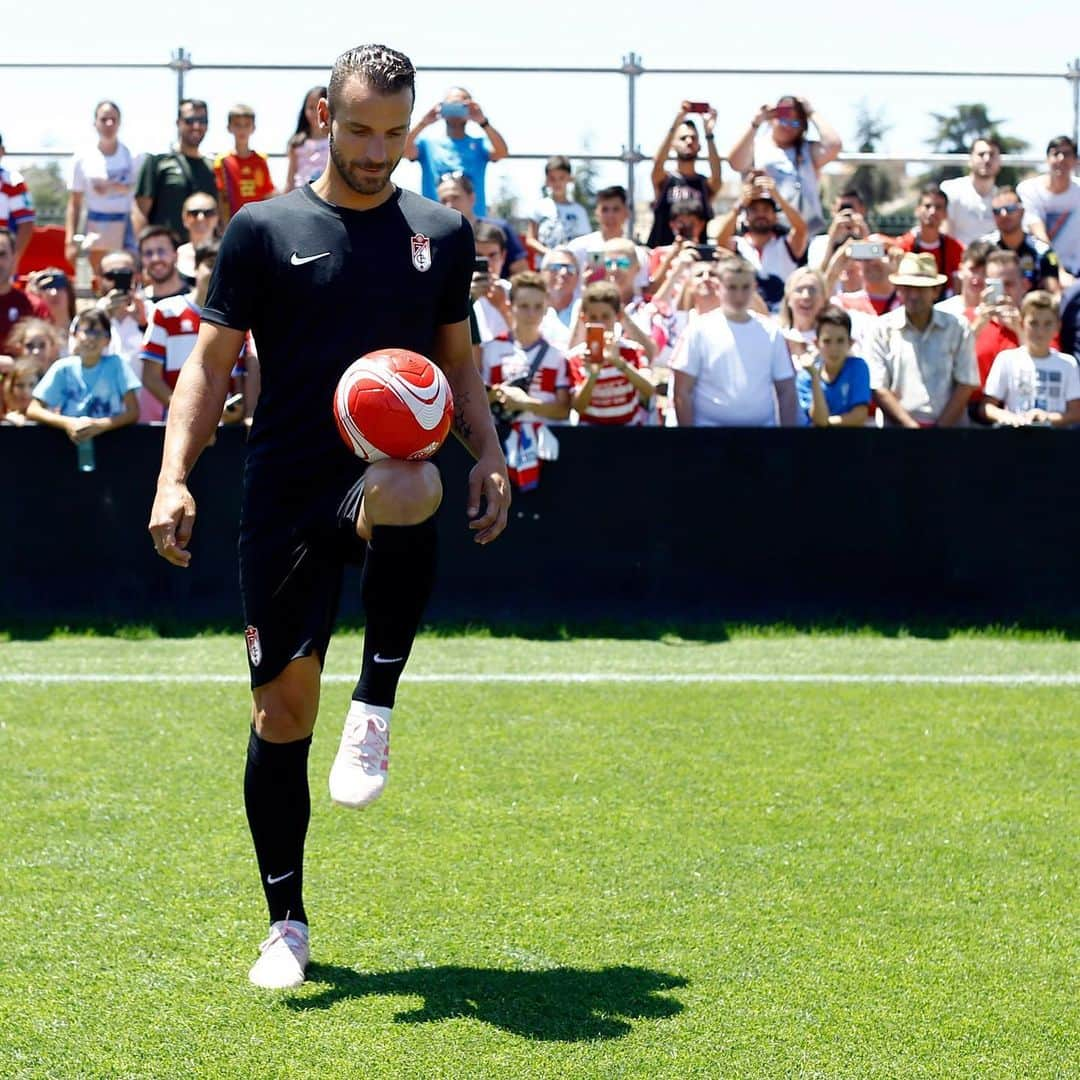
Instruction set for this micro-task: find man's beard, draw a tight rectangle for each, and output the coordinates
[676,149,697,163]
[329,132,395,196]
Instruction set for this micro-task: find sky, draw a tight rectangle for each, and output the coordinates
[3,0,1079,217]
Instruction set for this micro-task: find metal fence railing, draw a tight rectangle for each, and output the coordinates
[2,51,1078,216]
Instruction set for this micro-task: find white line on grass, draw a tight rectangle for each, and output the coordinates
[1,673,1079,685]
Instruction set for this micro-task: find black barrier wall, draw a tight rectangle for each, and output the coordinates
[4,424,1079,626]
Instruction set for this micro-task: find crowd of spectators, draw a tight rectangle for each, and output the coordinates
[3,88,1080,478]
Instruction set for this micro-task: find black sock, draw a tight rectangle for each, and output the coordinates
[244,728,311,926]
[353,518,438,709]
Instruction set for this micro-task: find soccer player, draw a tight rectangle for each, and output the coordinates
[147,44,511,991]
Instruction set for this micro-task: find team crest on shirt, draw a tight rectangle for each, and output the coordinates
[244,625,262,666]
[411,233,432,273]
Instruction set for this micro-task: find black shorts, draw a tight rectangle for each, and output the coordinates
[239,467,367,689]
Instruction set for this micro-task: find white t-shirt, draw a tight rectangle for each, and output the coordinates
[68,142,141,216]
[473,283,511,343]
[539,307,572,352]
[983,346,1080,415]
[672,309,794,426]
[940,175,997,247]
[531,196,591,248]
[1018,176,1080,273]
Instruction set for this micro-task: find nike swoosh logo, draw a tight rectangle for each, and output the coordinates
[266,870,295,885]
[373,653,404,664]
[290,251,331,266]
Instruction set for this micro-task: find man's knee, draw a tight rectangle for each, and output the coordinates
[360,460,442,532]
[251,657,320,742]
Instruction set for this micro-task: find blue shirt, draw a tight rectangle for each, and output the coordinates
[416,130,493,215]
[32,353,141,418]
[795,354,871,425]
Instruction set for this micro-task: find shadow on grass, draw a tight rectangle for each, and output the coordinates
[285,963,688,1041]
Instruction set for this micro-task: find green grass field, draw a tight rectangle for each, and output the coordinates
[1,632,1077,1079]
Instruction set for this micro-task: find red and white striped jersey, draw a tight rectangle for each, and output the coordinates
[567,338,648,425]
[0,165,35,232]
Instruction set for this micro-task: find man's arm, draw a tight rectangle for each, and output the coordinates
[432,318,510,545]
[64,189,84,267]
[704,107,723,197]
[141,361,172,407]
[673,370,696,426]
[14,221,33,266]
[774,377,798,426]
[762,177,808,260]
[469,102,508,163]
[148,322,245,566]
[651,105,688,194]
[873,387,921,428]
[404,103,440,162]
[936,382,976,427]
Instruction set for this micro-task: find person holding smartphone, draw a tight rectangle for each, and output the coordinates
[727,95,842,237]
[404,87,508,215]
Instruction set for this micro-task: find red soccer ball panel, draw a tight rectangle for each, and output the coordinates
[334,348,454,462]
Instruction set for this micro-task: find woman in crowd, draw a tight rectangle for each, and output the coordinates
[64,100,140,274]
[779,267,828,359]
[6,317,65,376]
[27,269,78,333]
[0,356,39,425]
[727,95,842,237]
[285,85,330,190]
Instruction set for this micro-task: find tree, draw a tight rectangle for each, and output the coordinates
[923,103,1029,187]
[21,161,68,224]
[572,137,600,226]
[490,174,518,225]
[847,100,897,211]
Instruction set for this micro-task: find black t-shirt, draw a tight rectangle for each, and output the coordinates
[646,172,713,248]
[202,184,473,490]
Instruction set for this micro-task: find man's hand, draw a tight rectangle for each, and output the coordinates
[466,451,510,545]
[466,101,487,125]
[704,106,718,136]
[148,480,196,567]
[492,383,530,411]
[469,270,490,303]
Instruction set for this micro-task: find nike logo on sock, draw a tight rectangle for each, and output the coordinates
[267,870,295,885]
[373,653,404,664]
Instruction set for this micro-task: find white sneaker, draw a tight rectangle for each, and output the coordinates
[328,702,391,809]
[248,918,309,989]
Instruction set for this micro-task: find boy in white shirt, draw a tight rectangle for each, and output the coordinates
[981,290,1080,427]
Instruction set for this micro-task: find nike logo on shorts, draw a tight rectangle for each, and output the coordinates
[373,653,404,664]
[267,870,295,885]
[290,251,331,266]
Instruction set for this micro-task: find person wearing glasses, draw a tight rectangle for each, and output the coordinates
[940,138,1002,247]
[176,193,221,281]
[727,96,842,238]
[4,318,64,378]
[25,308,140,440]
[64,100,142,273]
[982,187,1060,295]
[133,99,218,242]
[537,247,579,350]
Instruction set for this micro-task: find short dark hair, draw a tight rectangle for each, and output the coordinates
[94,99,121,120]
[194,239,221,268]
[986,248,1020,273]
[815,305,852,337]
[138,225,179,252]
[596,185,628,205]
[510,271,547,301]
[473,222,506,250]
[971,135,1002,155]
[920,182,948,205]
[545,155,572,175]
[75,307,111,338]
[177,98,208,119]
[670,198,706,220]
[961,239,996,269]
[1046,134,1078,157]
[328,44,415,116]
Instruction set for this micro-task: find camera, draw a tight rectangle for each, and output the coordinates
[986,279,1005,304]
[693,244,717,261]
[440,102,469,119]
[472,256,490,275]
[109,268,134,293]
[849,241,885,260]
[686,102,710,114]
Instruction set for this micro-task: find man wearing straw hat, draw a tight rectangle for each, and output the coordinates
[867,252,980,427]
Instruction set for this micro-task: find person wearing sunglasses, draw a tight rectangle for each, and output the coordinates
[983,187,1060,295]
[940,138,1002,247]
[176,194,220,281]
[728,95,842,238]
[133,99,218,243]
[4,317,64,378]
[25,308,140,441]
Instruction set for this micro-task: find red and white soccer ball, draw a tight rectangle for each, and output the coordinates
[333,348,454,463]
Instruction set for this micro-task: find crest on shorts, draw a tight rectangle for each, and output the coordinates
[244,625,262,666]
[411,233,432,273]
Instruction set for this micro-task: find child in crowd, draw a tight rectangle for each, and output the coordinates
[214,104,276,225]
[6,318,65,376]
[567,281,655,426]
[525,155,591,258]
[795,306,872,427]
[0,356,39,425]
[25,309,140,442]
[980,290,1080,427]
[285,86,330,190]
